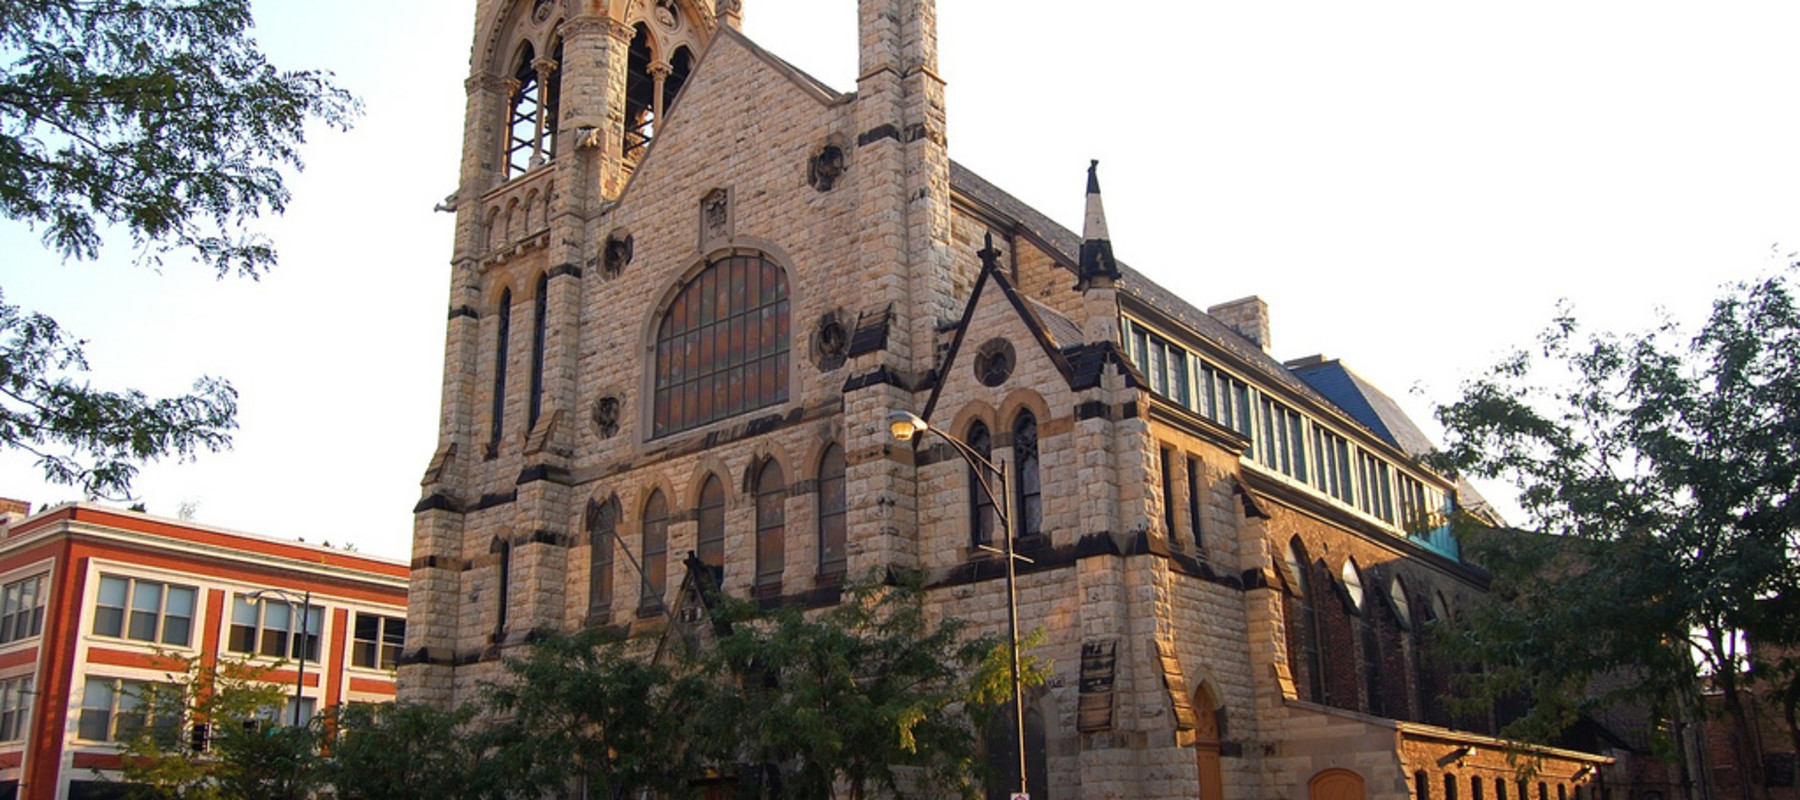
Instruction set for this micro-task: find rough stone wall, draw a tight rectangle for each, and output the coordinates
[404,3,1626,800]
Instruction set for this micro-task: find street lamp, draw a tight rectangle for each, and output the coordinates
[245,588,313,727]
[888,409,1031,799]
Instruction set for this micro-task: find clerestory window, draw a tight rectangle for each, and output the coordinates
[652,253,790,437]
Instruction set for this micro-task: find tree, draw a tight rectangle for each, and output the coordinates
[318,702,487,800]
[695,573,1041,800]
[480,628,706,800]
[0,0,355,499]
[115,654,320,800]
[1431,263,1800,798]
[474,570,1041,800]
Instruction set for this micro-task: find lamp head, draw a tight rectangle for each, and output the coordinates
[887,410,928,442]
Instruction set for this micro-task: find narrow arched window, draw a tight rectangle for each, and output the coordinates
[1013,411,1042,540]
[528,272,549,430]
[624,24,654,161]
[967,421,995,548]
[1285,538,1324,703]
[504,38,560,178]
[817,444,847,576]
[543,37,563,160]
[506,44,540,176]
[755,460,786,589]
[652,253,790,437]
[586,498,619,621]
[639,491,669,614]
[664,46,692,116]
[489,288,512,452]
[696,474,725,578]
[493,538,512,639]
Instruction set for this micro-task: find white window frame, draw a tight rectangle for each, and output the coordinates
[91,575,197,648]
[0,573,46,644]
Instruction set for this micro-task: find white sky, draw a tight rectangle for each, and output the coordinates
[3,1,1798,559]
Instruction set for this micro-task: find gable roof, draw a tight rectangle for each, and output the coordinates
[949,162,1336,414]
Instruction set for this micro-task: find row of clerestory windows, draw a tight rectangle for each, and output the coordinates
[582,444,849,621]
[1123,316,1456,556]
[484,253,789,455]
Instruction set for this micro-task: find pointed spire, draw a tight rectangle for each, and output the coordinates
[1077,160,1120,291]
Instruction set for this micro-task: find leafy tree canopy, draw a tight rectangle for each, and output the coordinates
[0,0,355,499]
[1431,262,1800,792]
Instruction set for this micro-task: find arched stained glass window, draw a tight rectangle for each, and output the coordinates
[817,445,847,575]
[640,491,669,614]
[1014,411,1042,540]
[586,497,619,620]
[755,459,786,588]
[652,253,789,437]
[967,421,995,548]
[697,475,725,576]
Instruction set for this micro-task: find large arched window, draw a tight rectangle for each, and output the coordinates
[489,288,512,452]
[528,272,549,430]
[640,491,669,614]
[1013,411,1042,540]
[967,421,995,548]
[755,459,786,589]
[817,444,847,576]
[696,474,725,578]
[652,253,790,437]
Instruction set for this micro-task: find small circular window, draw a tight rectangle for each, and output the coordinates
[974,338,1015,387]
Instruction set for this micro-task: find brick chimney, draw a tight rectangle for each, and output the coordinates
[1208,296,1271,353]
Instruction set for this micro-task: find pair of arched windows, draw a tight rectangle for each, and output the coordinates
[487,275,551,454]
[585,445,848,618]
[964,411,1042,549]
[689,461,785,591]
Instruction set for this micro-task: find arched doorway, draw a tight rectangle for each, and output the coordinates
[1194,685,1224,800]
[1310,768,1367,800]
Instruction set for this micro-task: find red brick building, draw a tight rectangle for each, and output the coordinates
[0,500,408,800]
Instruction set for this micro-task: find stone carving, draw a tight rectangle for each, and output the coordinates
[808,144,846,191]
[592,396,621,439]
[814,312,848,371]
[653,0,680,29]
[603,232,634,278]
[531,0,555,24]
[700,188,730,246]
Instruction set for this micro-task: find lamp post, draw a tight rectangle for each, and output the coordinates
[888,409,1030,799]
[246,588,313,726]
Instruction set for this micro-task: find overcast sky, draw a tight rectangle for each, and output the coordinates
[4,1,1797,559]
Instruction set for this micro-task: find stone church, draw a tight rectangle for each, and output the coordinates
[401,1,1629,798]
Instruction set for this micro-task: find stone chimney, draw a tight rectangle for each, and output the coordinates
[1208,296,1271,353]
[0,498,31,538]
